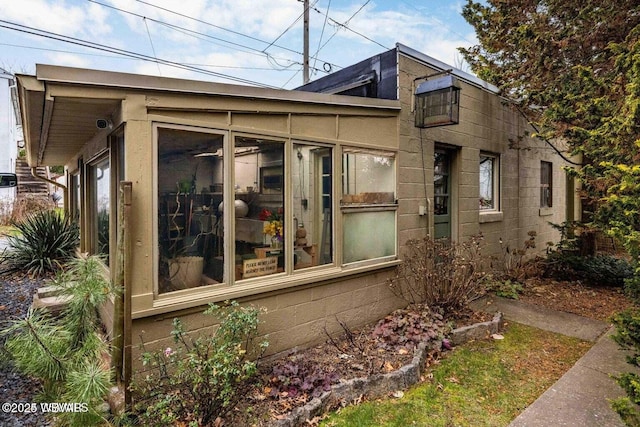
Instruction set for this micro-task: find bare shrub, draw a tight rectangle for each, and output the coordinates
[0,195,54,226]
[0,197,13,226]
[496,231,539,282]
[388,235,487,312]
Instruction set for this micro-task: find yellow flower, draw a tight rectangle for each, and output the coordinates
[263,220,283,237]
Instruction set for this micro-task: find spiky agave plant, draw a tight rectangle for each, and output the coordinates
[1,209,79,276]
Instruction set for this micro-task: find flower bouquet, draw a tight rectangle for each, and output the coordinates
[259,208,283,248]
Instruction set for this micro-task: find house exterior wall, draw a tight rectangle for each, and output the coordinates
[18,52,574,376]
[42,84,403,362]
[397,52,568,258]
[132,270,402,370]
[300,48,569,261]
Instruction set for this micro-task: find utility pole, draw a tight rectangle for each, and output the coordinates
[303,0,310,84]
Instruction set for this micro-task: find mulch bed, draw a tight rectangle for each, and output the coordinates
[518,277,634,321]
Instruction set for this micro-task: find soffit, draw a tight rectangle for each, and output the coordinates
[17,72,120,167]
[43,97,120,165]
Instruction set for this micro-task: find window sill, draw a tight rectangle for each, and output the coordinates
[539,207,554,216]
[132,259,401,319]
[479,210,503,223]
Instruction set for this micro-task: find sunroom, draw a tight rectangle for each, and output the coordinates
[16,65,402,369]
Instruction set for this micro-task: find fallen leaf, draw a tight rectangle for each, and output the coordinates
[446,376,459,383]
[398,348,409,355]
[392,390,404,398]
[306,416,321,425]
[384,361,395,372]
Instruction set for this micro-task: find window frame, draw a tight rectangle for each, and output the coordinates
[340,147,398,266]
[151,123,400,303]
[540,161,553,208]
[86,151,111,266]
[479,152,500,212]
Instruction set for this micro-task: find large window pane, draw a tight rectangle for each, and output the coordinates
[234,136,284,280]
[343,210,395,263]
[93,157,110,263]
[157,127,224,293]
[293,144,332,270]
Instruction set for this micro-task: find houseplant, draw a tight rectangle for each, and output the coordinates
[164,190,206,289]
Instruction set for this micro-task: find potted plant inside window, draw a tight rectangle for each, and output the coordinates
[259,207,283,249]
[163,187,206,289]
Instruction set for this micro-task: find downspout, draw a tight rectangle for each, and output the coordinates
[31,167,67,205]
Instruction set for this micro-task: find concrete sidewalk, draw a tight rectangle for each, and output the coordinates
[471,296,637,427]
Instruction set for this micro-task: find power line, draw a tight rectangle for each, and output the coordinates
[124,0,341,70]
[312,0,332,74]
[143,17,162,75]
[311,0,390,51]
[263,0,319,53]
[0,19,278,88]
[0,42,287,71]
[88,0,340,74]
[308,0,389,62]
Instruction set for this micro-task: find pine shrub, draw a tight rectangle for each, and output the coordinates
[1,255,116,425]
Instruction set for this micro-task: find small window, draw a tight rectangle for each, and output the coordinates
[541,161,553,208]
[0,173,17,187]
[479,153,499,211]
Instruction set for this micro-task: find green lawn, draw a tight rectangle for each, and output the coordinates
[0,225,17,237]
[321,322,591,427]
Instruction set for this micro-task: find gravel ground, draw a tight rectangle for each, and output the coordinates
[0,272,52,427]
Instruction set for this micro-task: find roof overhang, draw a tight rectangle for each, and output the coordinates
[16,71,122,167]
[16,64,400,168]
[397,43,500,94]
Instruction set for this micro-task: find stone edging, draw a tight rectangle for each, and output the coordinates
[271,311,504,427]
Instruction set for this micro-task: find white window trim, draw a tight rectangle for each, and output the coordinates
[479,152,500,214]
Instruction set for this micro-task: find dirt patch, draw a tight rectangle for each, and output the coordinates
[518,277,633,321]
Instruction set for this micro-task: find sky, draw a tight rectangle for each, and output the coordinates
[0,0,479,90]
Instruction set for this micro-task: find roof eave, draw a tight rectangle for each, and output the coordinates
[396,43,500,94]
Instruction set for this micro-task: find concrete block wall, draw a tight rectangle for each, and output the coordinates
[131,269,404,371]
[397,54,569,262]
